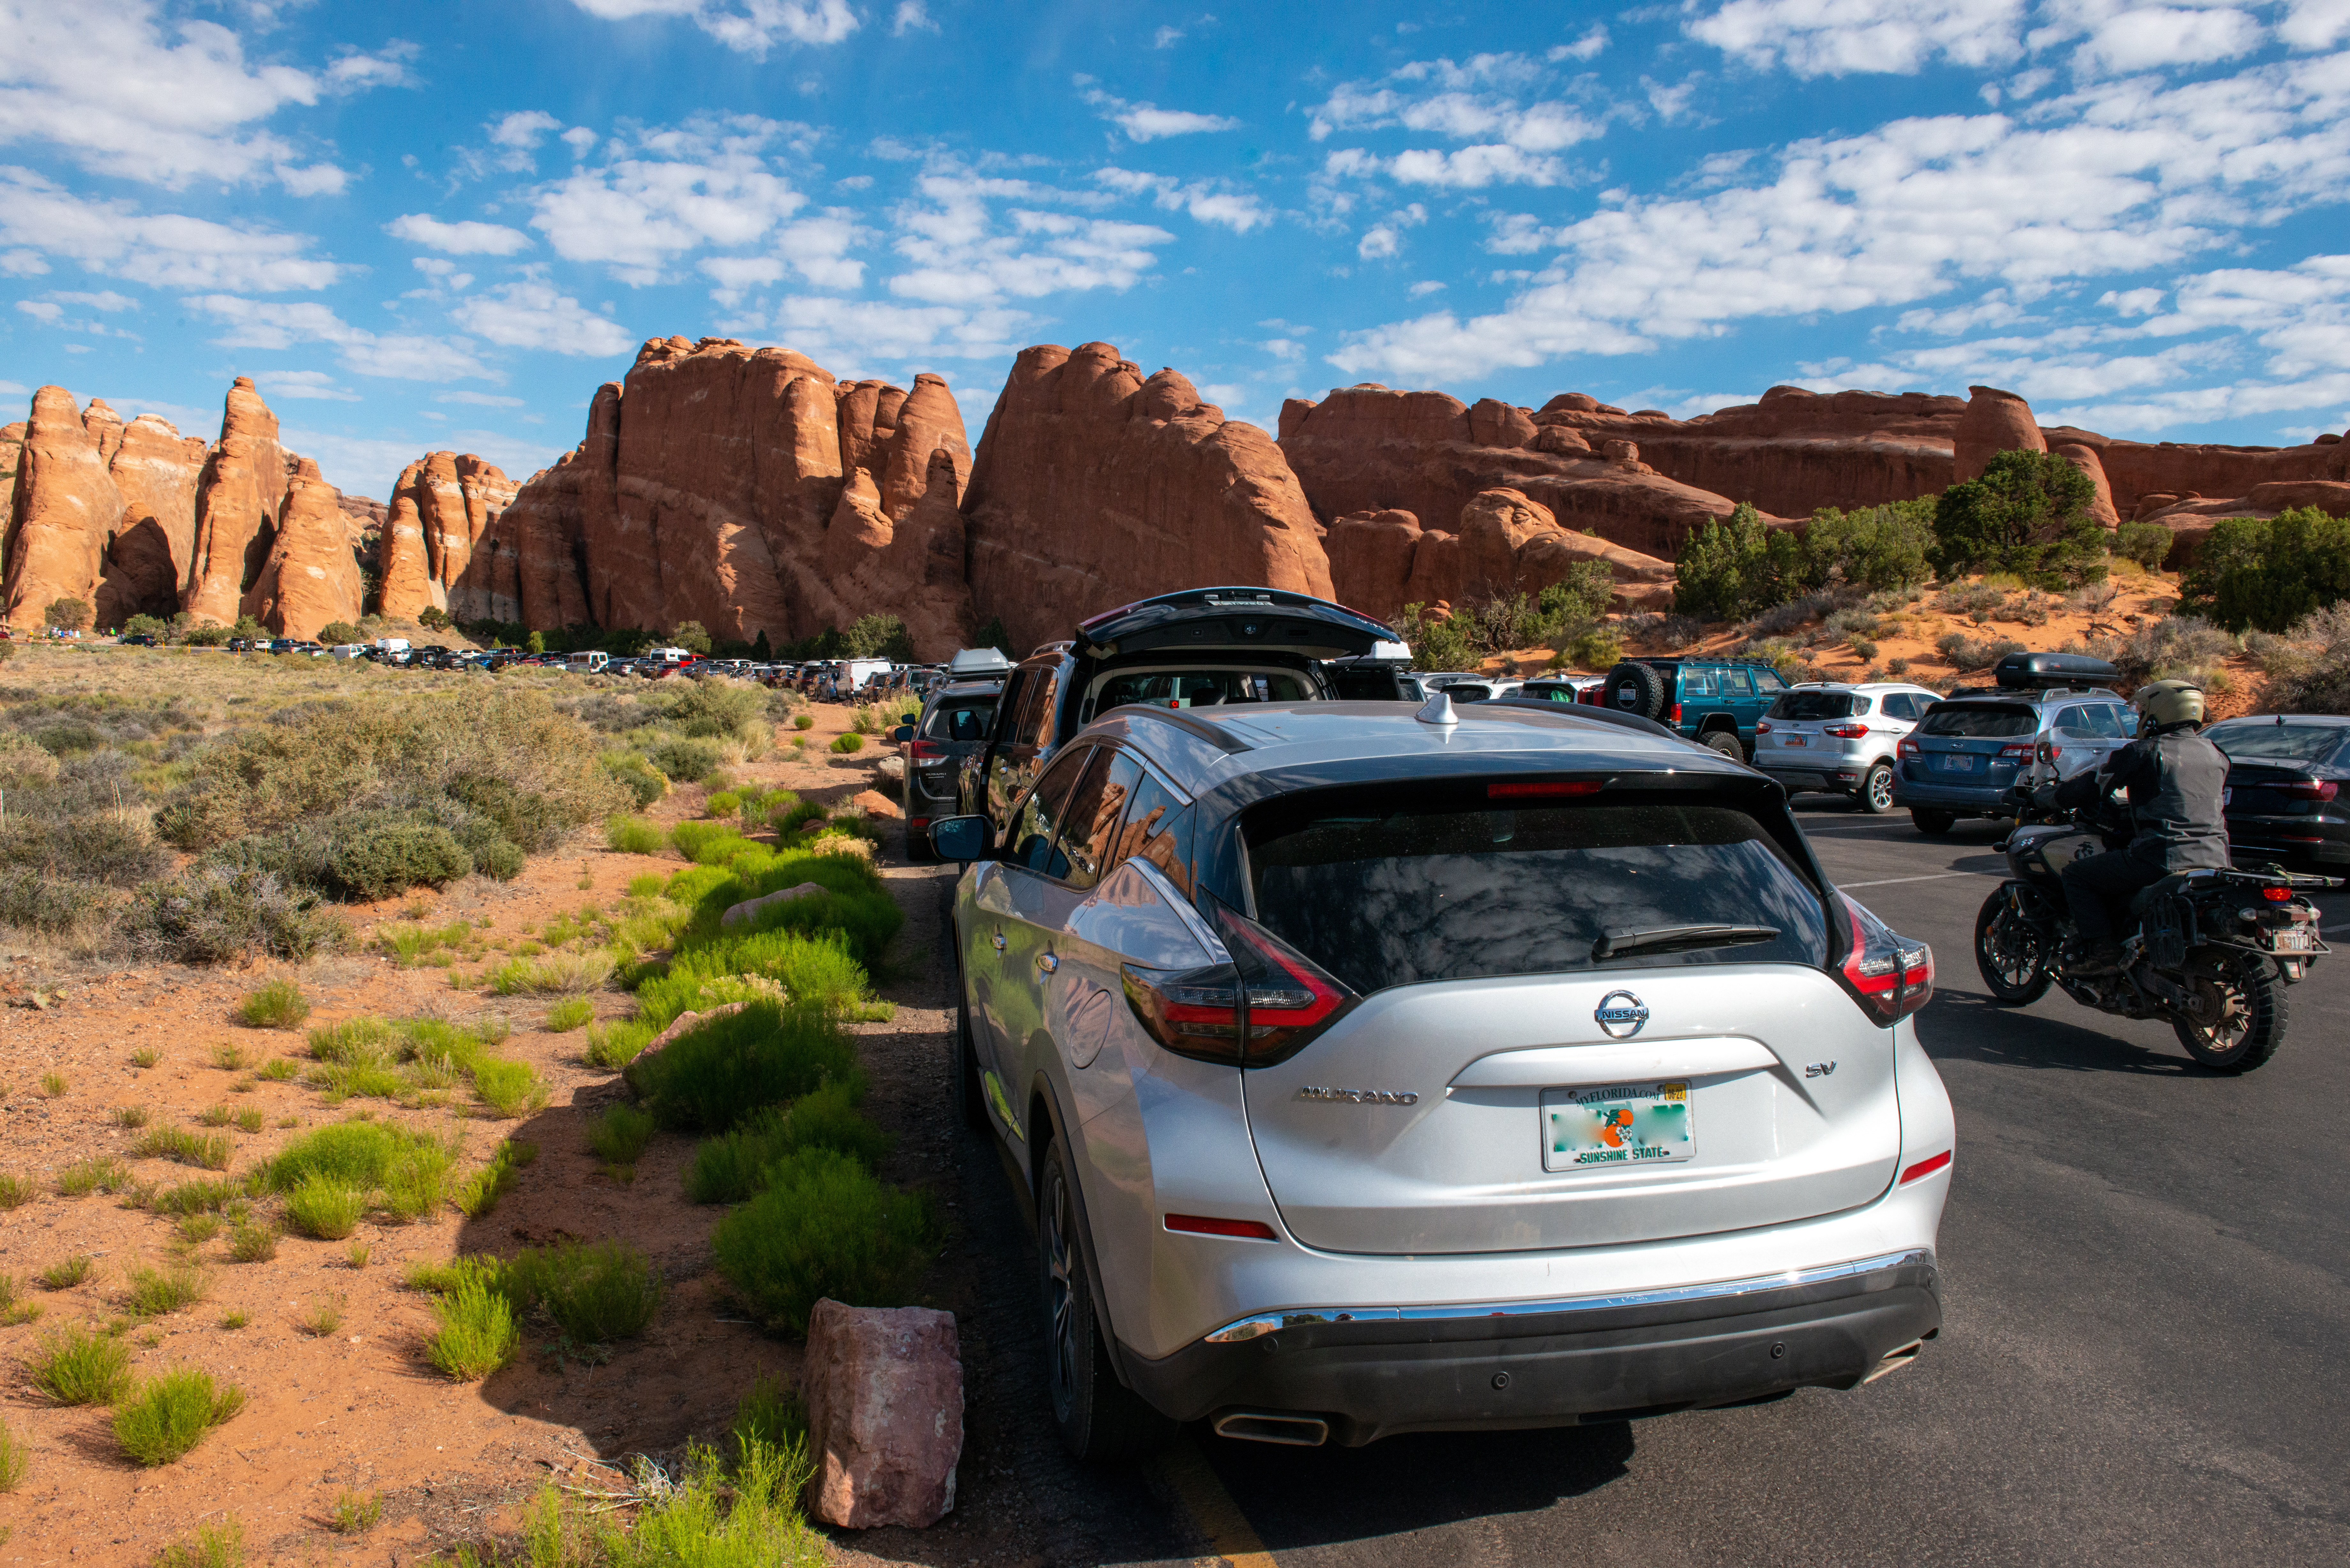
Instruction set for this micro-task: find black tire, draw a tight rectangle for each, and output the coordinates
[1859,761,1896,815]
[1974,891,2053,1006]
[1702,729,1744,761]
[1912,808,1957,836]
[1038,1138,1176,1462]
[2170,949,2287,1073]
[952,959,988,1133]
[1603,660,1668,721]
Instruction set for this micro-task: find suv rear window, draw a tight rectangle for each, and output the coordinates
[1918,702,2036,738]
[1241,784,1829,993]
[1769,691,1864,720]
[921,695,997,742]
[2211,719,2349,763]
[1092,669,1312,711]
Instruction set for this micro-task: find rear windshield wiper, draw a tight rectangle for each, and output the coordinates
[1592,924,1781,961]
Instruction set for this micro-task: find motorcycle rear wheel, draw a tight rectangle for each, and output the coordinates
[1974,892,2053,1005]
[2171,949,2287,1074]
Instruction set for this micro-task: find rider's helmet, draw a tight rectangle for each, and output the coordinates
[2133,677,2206,732]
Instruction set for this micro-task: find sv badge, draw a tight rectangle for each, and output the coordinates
[1804,1061,1838,1078]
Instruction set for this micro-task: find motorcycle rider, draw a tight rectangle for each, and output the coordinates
[2051,678,2230,972]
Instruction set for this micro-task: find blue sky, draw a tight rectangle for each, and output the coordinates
[3,0,2347,502]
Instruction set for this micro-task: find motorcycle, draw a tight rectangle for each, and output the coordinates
[1973,788,2339,1072]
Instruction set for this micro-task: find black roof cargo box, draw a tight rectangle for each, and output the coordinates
[1993,651,2121,690]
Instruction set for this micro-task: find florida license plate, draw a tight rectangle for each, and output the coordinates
[1542,1082,1693,1172]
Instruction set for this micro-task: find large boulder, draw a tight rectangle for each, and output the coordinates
[1952,385,2047,483]
[800,1299,963,1529]
[963,342,1334,655]
[2054,443,2120,530]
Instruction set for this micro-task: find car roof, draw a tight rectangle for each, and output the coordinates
[2211,712,2350,726]
[1783,681,1940,694]
[1082,699,1741,800]
[927,679,1005,700]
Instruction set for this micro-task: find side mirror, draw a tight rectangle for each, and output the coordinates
[892,725,914,743]
[928,815,993,863]
[901,712,918,724]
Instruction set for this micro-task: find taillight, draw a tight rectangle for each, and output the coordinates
[1119,898,1359,1067]
[1998,743,2034,760]
[1164,1214,1278,1240]
[1667,703,1682,724]
[1755,720,1773,735]
[1831,892,1933,1025]
[1899,1150,1951,1185]
[1898,737,1920,758]
[1487,780,1603,799]
[2262,885,2293,902]
[2279,778,2340,800]
[1824,723,1869,739]
[907,740,942,759]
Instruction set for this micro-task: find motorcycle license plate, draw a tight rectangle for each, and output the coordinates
[2271,926,2316,952]
[1934,753,1979,773]
[1542,1082,1693,1171]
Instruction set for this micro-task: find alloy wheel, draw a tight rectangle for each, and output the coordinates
[1042,1165,1079,1421]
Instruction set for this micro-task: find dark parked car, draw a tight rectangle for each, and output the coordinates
[898,674,1009,859]
[2209,713,2350,871]
[956,588,1403,837]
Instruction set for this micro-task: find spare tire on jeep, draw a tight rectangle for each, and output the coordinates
[1603,661,1668,721]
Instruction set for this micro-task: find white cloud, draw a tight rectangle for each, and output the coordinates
[566,0,858,57]
[883,168,1174,305]
[2099,286,2166,315]
[0,0,380,192]
[259,369,360,402]
[0,167,340,291]
[324,49,419,90]
[1153,25,1184,48]
[891,2,937,35]
[2069,5,2263,74]
[770,294,1037,368]
[46,289,138,312]
[493,110,563,149]
[1083,89,1242,142]
[1261,337,1306,360]
[562,126,599,156]
[1330,52,2350,383]
[1094,167,1273,232]
[1309,54,1607,191]
[386,214,536,255]
[701,255,785,305]
[15,299,61,323]
[1358,226,1400,260]
[1408,279,1447,295]
[1551,25,1609,62]
[451,279,638,357]
[1686,0,2027,77]
[527,115,810,283]
[189,294,499,382]
[2281,0,2350,49]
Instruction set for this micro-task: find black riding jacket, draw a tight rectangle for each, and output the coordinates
[2054,723,2230,871]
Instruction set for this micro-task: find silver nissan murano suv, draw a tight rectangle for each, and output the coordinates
[927,694,1952,1457]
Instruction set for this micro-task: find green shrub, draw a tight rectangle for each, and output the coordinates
[648,736,724,783]
[125,1264,208,1316]
[2178,507,2350,632]
[588,1103,657,1165]
[57,1157,131,1196]
[488,949,614,996]
[775,798,828,834]
[791,714,815,731]
[0,1172,32,1208]
[156,1519,245,1568]
[286,1176,366,1239]
[776,1079,892,1166]
[1936,631,2025,672]
[468,1058,547,1118]
[125,868,340,965]
[625,1000,860,1131]
[134,1127,232,1170]
[454,1139,536,1217]
[38,1255,93,1289]
[2114,520,2177,570]
[307,1015,399,1067]
[32,1325,132,1404]
[325,818,472,900]
[827,733,864,754]
[600,752,669,809]
[669,820,753,863]
[1932,450,2108,587]
[684,1083,889,1205]
[113,1367,246,1465]
[0,1413,24,1494]
[711,1149,934,1336]
[546,996,595,1032]
[705,791,742,818]
[1562,626,1623,671]
[730,1373,807,1464]
[152,1179,238,1216]
[512,1240,663,1343]
[427,1278,520,1380]
[228,1223,278,1263]
[605,814,668,855]
[265,1120,453,1192]
[2095,614,2235,686]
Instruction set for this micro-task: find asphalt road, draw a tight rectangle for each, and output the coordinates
[934,805,2350,1568]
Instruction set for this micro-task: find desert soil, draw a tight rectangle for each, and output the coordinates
[0,680,1065,1568]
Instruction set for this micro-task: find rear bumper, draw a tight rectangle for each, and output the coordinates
[1760,763,1863,793]
[2225,814,2350,865]
[1891,774,2006,813]
[1120,1248,1939,1445]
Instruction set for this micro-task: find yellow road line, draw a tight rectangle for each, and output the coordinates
[1157,1436,1278,1568]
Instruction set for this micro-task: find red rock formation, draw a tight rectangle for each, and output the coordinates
[242,458,364,639]
[2,386,118,629]
[0,422,24,546]
[1629,386,1962,513]
[185,378,288,626]
[94,414,210,625]
[1326,490,1674,624]
[963,342,1332,655]
[1952,385,2048,483]
[482,336,975,651]
[1280,383,1774,565]
[2054,443,2119,530]
[376,453,519,622]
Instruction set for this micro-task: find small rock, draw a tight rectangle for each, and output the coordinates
[876,754,906,783]
[718,881,826,930]
[801,1299,964,1529]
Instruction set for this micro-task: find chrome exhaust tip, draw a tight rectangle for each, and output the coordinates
[1211,1410,1331,1446]
[1861,1339,1925,1384]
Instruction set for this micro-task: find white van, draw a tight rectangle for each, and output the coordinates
[565,650,610,675]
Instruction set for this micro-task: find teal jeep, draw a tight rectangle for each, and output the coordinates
[1600,658,1788,760]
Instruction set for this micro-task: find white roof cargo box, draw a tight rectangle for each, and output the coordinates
[947,646,1015,677]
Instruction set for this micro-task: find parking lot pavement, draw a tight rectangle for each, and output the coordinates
[1155,804,2350,1567]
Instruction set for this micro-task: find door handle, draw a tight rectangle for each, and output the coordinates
[1036,952,1058,974]
[990,931,1006,953]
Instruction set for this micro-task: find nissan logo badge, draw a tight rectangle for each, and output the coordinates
[1594,990,1649,1039]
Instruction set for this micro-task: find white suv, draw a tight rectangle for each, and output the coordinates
[1754,682,1944,814]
